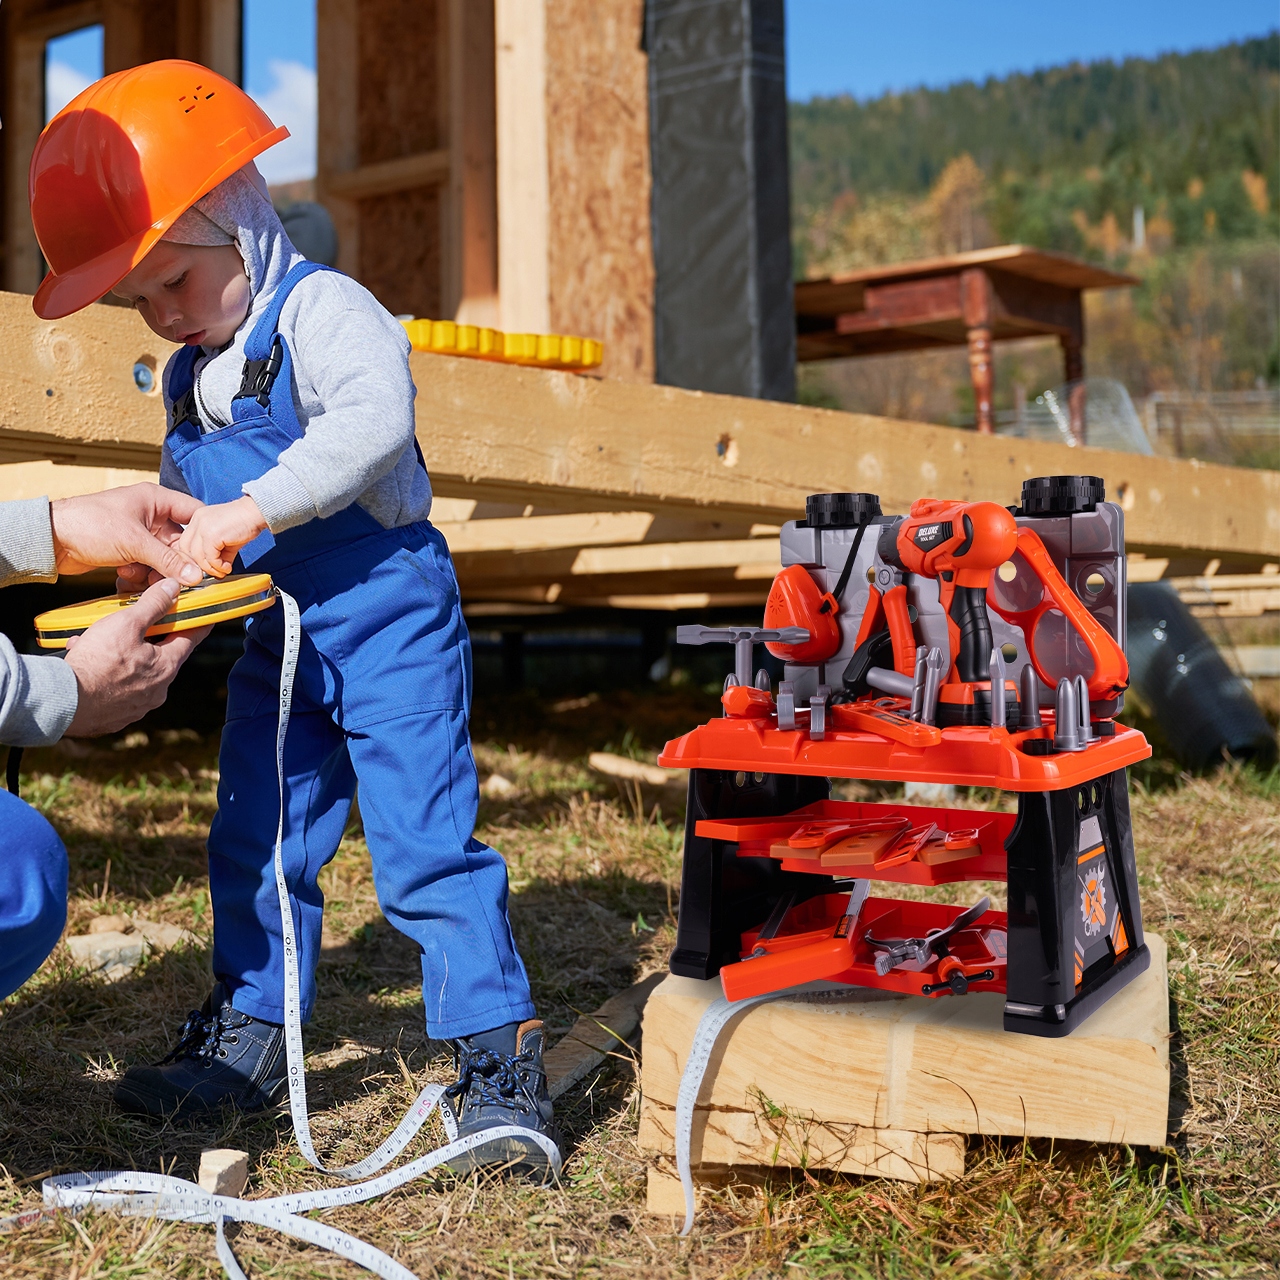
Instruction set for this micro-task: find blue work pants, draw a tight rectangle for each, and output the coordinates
[0,790,68,1001]
[209,522,534,1040]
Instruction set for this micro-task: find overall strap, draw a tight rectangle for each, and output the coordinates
[168,345,203,432]
[234,262,340,410]
[243,262,339,361]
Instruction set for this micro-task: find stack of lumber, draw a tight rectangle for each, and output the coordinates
[639,935,1170,1213]
[0,292,1276,612]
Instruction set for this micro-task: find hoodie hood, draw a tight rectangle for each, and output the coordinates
[180,162,304,322]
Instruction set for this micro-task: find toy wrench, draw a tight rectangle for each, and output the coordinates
[865,896,992,977]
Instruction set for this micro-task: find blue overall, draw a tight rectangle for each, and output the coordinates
[165,262,533,1039]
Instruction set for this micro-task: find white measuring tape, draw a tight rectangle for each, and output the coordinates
[674,992,791,1237]
[2,588,560,1278]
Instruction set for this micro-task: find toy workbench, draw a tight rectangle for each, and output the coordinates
[658,475,1151,1038]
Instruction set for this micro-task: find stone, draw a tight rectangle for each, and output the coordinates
[480,772,517,798]
[131,918,198,951]
[588,752,680,787]
[88,914,133,935]
[65,931,146,982]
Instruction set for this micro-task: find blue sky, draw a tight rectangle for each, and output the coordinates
[44,1,1278,180]
[785,0,1280,100]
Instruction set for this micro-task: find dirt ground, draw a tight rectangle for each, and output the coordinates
[1,687,1277,1278]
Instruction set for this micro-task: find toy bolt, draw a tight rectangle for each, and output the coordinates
[1053,678,1084,751]
[1019,664,1043,730]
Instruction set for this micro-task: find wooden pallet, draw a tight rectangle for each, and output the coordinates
[640,934,1169,1213]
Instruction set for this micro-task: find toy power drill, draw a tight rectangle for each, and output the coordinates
[874,499,1019,726]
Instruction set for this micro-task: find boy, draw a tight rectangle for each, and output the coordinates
[28,61,558,1175]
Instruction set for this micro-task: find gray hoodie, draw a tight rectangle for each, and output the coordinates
[0,499,80,745]
[159,168,433,534]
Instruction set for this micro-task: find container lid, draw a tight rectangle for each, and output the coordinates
[804,492,882,528]
[1020,475,1105,516]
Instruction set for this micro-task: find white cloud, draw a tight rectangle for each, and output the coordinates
[250,59,317,185]
[46,60,92,122]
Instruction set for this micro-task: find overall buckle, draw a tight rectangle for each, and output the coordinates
[234,336,284,409]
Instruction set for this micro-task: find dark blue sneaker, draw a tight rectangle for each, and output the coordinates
[443,1020,562,1181]
[114,982,287,1119]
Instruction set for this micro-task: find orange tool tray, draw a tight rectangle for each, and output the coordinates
[727,893,1008,1001]
[659,713,1150,792]
[695,798,1014,886]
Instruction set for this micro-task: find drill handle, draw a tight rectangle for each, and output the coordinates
[947,582,994,684]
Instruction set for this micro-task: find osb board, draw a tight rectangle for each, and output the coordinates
[359,187,442,322]
[545,0,655,383]
[357,0,441,164]
[640,934,1170,1153]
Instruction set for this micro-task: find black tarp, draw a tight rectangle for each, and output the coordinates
[645,0,795,401]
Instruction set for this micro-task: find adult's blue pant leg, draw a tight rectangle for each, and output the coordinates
[346,709,534,1041]
[211,692,355,1024]
[0,790,68,1000]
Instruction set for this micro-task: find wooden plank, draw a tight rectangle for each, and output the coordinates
[639,933,1170,1154]
[443,0,498,326]
[544,973,664,1100]
[323,149,451,199]
[494,0,550,332]
[316,0,361,277]
[0,293,1276,562]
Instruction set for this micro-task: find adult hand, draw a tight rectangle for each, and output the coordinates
[63,579,212,737]
[50,484,205,586]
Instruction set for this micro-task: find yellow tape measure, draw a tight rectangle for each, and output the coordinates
[34,573,277,649]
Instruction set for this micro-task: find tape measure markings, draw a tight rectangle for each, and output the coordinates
[9,586,561,1278]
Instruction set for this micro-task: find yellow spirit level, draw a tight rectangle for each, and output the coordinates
[34,573,276,649]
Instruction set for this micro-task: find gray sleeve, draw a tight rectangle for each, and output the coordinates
[241,281,418,533]
[0,639,79,746]
[0,497,58,587]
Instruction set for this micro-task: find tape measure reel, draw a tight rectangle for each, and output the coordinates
[33,573,277,649]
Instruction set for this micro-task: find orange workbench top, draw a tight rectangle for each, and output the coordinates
[657,716,1151,792]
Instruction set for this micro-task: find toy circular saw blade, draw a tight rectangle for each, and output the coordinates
[34,573,276,648]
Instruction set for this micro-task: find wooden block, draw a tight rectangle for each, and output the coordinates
[646,1166,689,1216]
[198,1149,249,1198]
[640,934,1170,1159]
[639,1099,965,1183]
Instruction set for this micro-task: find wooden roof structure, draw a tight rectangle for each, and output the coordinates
[796,246,1139,435]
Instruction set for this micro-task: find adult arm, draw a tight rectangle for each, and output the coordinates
[0,491,207,744]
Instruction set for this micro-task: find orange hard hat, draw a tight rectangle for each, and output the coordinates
[29,60,288,319]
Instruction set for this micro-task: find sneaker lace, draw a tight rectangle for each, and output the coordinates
[159,1006,240,1066]
[445,1045,539,1114]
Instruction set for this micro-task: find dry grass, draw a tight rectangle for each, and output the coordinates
[1,687,1277,1278]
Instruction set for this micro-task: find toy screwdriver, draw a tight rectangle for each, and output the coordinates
[34,573,276,649]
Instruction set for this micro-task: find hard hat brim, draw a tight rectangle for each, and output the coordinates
[32,124,289,320]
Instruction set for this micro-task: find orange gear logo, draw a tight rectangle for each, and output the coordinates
[1079,864,1107,937]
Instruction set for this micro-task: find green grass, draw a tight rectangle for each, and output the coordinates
[1,688,1277,1278]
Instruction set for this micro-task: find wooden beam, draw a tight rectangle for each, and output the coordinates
[443,0,498,327]
[494,0,550,332]
[438,510,655,553]
[0,292,1276,564]
[316,0,361,278]
[323,149,451,200]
